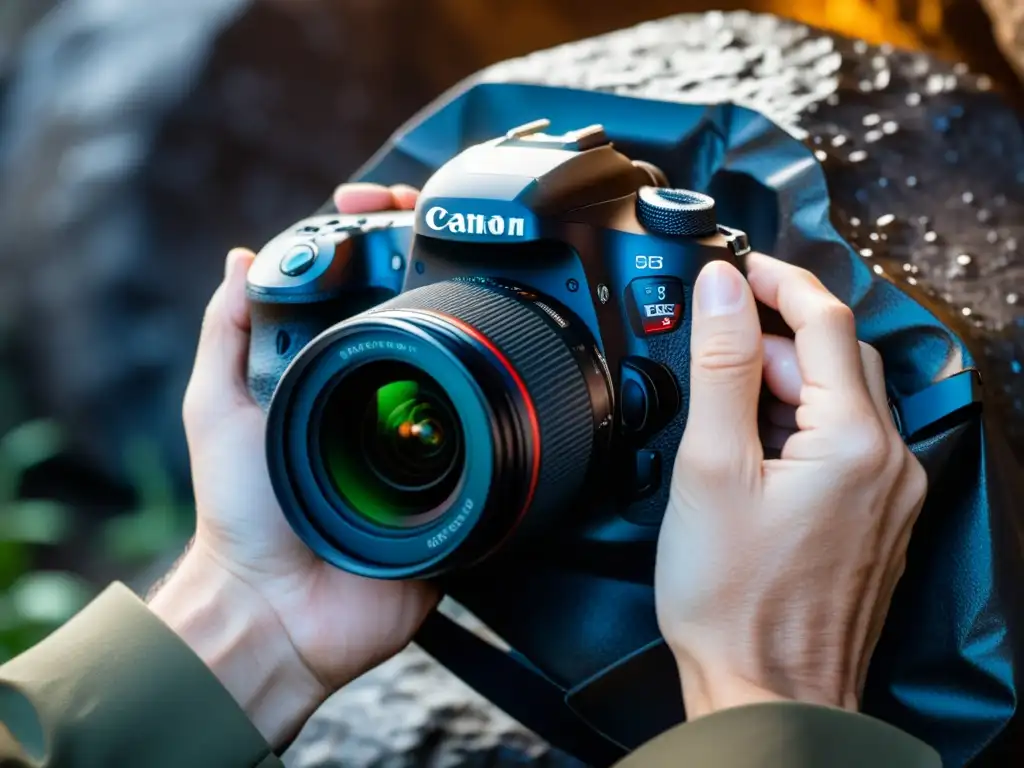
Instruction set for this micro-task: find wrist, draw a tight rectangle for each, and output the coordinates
[674,655,792,720]
[147,542,327,748]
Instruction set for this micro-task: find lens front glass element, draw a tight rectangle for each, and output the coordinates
[318,361,464,528]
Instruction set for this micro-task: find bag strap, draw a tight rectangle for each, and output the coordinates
[415,611,627,767]
[891,368,983,440]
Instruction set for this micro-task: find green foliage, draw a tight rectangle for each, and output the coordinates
[102,437,193,563]
[0,420,191,662]
[0,418,85,661]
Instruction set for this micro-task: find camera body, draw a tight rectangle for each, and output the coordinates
[247,119,751,579]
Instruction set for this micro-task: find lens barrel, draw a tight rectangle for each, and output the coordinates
[265,278,612,579]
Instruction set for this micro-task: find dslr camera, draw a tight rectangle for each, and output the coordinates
[246,119,751,579]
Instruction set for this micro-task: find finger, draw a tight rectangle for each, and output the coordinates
[678,260,763,477]
[183,248,256,426]
[745,252,873,408]
[859,342,892,424]
[390,184,420,210]
[762,334,801,406]
[333,182,398,214]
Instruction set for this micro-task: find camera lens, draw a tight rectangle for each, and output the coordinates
[265,278,613,579]
[318,362,464,528]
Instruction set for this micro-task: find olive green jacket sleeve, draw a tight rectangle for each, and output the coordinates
[0,582,941,768]
[0,582,282,768]
[616,701,942,768]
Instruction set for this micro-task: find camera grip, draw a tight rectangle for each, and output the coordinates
[248,300,345,410]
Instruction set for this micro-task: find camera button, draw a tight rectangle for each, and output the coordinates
[636,187,717,237]
[621,357,681,441]
[631,450,661,500]
[621,378,648,433]
[280,243,318,276]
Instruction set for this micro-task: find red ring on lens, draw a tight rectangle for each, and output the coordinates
[420,310,542,529]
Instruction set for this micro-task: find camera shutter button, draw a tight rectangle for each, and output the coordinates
[280,243,318,276]
[636,187,717,237]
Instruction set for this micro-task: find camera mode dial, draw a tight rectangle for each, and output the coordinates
[636,187,717,237]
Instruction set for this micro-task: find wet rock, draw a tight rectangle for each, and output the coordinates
[980,0,1024,83]
[285,640,583,768]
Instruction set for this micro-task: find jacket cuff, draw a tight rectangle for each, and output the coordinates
[0,581,283,768]
[614,701,941,768]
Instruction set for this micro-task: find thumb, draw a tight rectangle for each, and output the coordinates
[183,248,257,428]
[677,260,763,479]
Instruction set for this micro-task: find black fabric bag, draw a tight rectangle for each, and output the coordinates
[346,80,1024,767]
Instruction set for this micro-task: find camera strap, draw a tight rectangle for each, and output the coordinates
[890,368,983,441]
[416,610,628,767]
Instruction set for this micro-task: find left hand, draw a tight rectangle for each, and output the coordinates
[149,183,433,747]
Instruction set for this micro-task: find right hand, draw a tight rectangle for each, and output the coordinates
[656,252,928,719]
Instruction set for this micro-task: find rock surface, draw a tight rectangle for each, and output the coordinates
[285,640,583,768]
[981,0,1024,83]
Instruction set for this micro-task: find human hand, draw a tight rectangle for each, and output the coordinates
[655,253,928,720]
[149,183,433,748]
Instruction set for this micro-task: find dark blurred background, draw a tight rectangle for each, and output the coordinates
[0,0,1022,763]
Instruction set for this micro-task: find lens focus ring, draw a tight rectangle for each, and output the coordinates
[372,279,597,540]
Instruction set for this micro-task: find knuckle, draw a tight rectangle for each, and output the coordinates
[682,455,735,489]
[839,422,891,475]
[817,300,857,333]
[676,441,733,484]
[677,436,760,489]
[903,453,929,505]
[792,266,834,299]
[693,331,759,377]
[794,266,823,289]
[858,340,883,368]
[182,384,201,429]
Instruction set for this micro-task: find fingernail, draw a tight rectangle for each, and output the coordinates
[696,261,745,316]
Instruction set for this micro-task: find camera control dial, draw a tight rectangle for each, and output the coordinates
[636,187,717,237]
[280,243,318,276]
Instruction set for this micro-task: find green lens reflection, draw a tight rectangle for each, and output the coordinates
[319,362,464,528]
